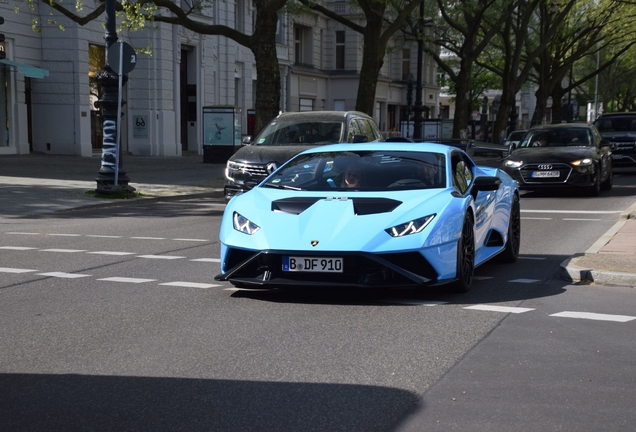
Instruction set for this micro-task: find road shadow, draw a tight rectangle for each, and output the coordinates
[229,254,570,307]
[0,373,419,432]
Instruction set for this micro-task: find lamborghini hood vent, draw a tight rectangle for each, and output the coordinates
[271,197,402,215]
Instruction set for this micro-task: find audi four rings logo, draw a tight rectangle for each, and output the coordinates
[266,163,278,174]
[538,164,553,170]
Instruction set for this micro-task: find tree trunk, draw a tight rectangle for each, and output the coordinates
[452,60,473,139]
[251,9,281,135]
[355,17,385,116]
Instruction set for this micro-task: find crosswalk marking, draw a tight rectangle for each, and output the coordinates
[86,235,122,238]
[465,305,535,314]
[159,282,220,289]
[0,246,37,250]
[131,237,165,240]
[137,255,186,260]
[518,257,546,260]
[508,278,541,283]
[550,311,636,322]
[37,272,92,279]
[40,249,87,253]
[0,267,38,273]
[563,218,602,221]
[473,276,493,280]
[47,234,82,237]
[190,258,221,262]
[5,232,40,235]
[172,238,209,242]
[97,277,156,283]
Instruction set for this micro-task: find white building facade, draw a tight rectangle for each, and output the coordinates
[0,0,439,157]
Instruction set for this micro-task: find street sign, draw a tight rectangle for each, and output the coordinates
[107,41,137,75]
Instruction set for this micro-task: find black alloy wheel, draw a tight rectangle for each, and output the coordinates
[497,194,521,263]
[586,167,601,197]
[451,212,475,293]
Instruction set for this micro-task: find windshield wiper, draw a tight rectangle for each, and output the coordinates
[262,183,302,191]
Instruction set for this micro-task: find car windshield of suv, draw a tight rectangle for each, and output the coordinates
[507,131,527,142]
[255,120,345,146]
[518,128,592,148]
[594,116,636,133]
[262,150,446,192]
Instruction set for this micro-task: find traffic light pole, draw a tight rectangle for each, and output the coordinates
[95,0,133,195]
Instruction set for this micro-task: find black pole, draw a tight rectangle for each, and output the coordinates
[412,0,425,141]
[95,0,133,194]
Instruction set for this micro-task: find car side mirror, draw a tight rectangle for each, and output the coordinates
[471,176,502,198]
[242,136,253,146]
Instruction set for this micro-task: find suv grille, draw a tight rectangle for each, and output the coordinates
[519,163,572,183]
[610,141,635,151]
[227,161,269,180]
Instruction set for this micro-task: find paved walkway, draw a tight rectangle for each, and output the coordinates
[1,152,635,287]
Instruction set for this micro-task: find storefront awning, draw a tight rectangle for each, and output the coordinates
[0,59,49,79]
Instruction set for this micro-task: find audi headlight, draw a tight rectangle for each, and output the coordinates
[571,158,593,166]
[505,160,523,168]
[233,212,260,235]
[386,214,436,237]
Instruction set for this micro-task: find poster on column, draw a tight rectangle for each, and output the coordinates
[203,107,235,146]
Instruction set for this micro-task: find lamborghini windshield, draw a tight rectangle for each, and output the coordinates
[518,127,593,148]
[255,120,345,145]
[262,150,446,192]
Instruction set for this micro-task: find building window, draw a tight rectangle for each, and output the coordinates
[276,13,285,45]
[294,25,312,65]
[402,49,411,80]
[299,98,314,111]
[335,31,345,70]
[235,0,244,32]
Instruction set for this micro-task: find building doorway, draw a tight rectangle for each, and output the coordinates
[180,47,197,153]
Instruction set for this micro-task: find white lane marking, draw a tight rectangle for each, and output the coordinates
[465,305,535,314]
[137,255,186,260]
[37,272,92,279]
[131,237,166,240]
[97,277,156,283]
[0,267,38,273]
[159,282,221,289]
[384,300,448,306]
[0,246,38,250]
[550,311,636,322]
[521,210,622,214]
[88,251,137,256]
[521,217,552,220]
[508,278,541,283]
[47,234,82,237]
[563,218,602,221]
[86,235,122,238]
[473,276,493,280]
[190,258,221,263]
[172,238,209,242]
[519,257,546,260]
[40,249,87,253]
[5,232,40,235]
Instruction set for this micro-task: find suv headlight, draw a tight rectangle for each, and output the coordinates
[226,161,245,181]
[386,214,436,237]
[571,158,592,167]
[233,212,260,235]
[504,160,523,168]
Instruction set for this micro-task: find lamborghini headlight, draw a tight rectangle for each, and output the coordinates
[386,214,436,237]
[504,160,522,168]
[233,212,260,235]
[571,158,593,167]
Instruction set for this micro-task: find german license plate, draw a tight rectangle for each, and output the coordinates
[612,154,624,159]
[531,170,559,178]
[283,256,343,273]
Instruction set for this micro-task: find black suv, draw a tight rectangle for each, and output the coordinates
[224,111,383,201]
[594,112,636,167]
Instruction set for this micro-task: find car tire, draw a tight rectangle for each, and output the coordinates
[586,170,601,197]
[451,212,475,293]
[497,194,521,263]
[601,164,613,191]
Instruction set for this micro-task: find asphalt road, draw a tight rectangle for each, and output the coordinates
[1,171,635,431]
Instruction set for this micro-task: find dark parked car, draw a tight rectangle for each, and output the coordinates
[224,111,383,201]
[593,112,636,167]
[502,123,613,196]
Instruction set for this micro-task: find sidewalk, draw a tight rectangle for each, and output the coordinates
[1,152,635,287]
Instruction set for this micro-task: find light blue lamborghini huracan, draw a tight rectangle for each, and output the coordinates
[215,142,520,292]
